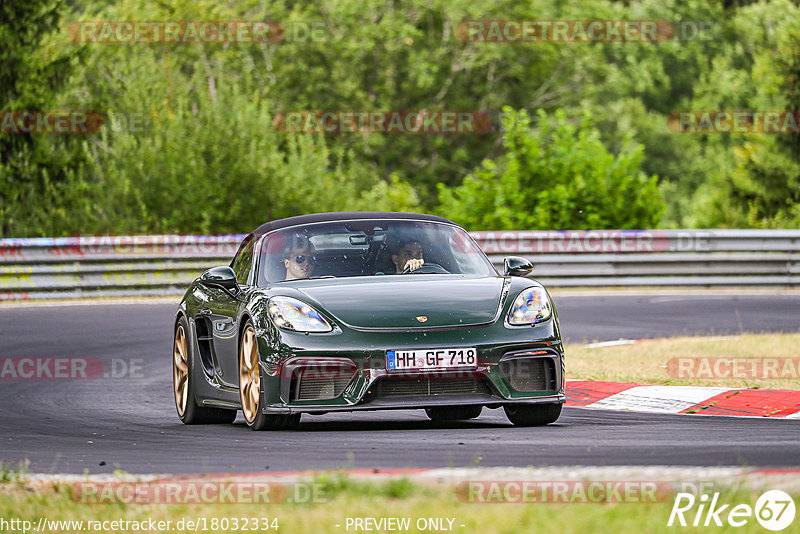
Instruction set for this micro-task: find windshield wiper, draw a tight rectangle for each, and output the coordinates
[306,275,337,280]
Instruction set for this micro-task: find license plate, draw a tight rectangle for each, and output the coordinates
[386,348,478,370]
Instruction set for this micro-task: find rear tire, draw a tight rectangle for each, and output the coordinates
[503,403,562,426]
[173,316,236,425]
[425,405,483,421]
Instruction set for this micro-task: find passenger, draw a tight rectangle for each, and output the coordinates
[391,239,424,273]
[283,241,316,280]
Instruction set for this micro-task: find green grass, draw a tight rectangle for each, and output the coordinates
[0,461,27,484]
[1,475,793,533]
[312,473,421,500]
[565,333,800,389]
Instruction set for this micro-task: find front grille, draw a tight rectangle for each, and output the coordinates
[500,357,556,391]
[296,376,353,401]
[370,378,492,399]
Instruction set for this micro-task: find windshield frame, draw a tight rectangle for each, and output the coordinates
[253,218,497,286]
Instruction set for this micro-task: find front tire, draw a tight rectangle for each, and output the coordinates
[504,403,562,426]
[239,321,300,431]
[173,316,236,425]
[425,405,483,421]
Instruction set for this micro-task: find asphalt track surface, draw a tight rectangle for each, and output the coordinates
[1,293,798,474]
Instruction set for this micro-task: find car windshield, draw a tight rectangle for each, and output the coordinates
[256,219,496,285]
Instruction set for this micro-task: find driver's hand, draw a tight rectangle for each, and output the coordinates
[404,258,424,272]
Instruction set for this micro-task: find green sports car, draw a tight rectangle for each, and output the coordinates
[173,212,564,430]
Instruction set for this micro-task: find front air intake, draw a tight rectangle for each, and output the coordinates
[370,378,492,398]
[499,357,556,392]
[295,373,353,401]
[284,358,358,402]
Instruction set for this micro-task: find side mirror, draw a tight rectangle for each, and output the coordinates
[199,266,239,291]
[503,256,533,277]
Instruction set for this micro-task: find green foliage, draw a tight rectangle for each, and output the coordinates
[262,0,602,202]
[438,108,663,229]
[2,0,800,235]
[660,0,800,228]
[726,22,800,228]
[354,174,421,213]
[50,0,380,234]
[85,89,375,234]
[0,0,89,236]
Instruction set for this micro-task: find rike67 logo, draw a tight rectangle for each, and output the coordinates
[668,490,796,531]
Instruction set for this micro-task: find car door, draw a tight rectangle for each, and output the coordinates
[204,235,255,388]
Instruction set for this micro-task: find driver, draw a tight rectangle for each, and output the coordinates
[283,240,316,280]
[391,239,424,273]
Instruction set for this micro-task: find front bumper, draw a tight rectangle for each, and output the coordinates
[263,393,565,414]
[260,346,565,415]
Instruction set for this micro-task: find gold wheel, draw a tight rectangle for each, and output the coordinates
[239,325,260,424]
[173,324,189,416]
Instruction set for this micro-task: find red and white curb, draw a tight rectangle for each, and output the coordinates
[566,380,800,418]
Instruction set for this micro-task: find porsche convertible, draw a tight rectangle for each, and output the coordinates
[172,212,564,430]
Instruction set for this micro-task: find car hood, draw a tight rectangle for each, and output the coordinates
[294,275,507,329]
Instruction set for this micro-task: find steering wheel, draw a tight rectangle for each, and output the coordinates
[401,262,449,274]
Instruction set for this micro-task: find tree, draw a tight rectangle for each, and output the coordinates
[730,25,800,227]
[437,108,663,230]
[0,0,87,236]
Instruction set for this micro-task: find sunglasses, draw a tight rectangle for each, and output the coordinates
[291,255,315,264]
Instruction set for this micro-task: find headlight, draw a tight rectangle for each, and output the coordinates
[506,287,552,326]
[268,296,332,333]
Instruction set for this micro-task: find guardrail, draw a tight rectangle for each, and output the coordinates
[474,229,800,287]
[0,230,798,300]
